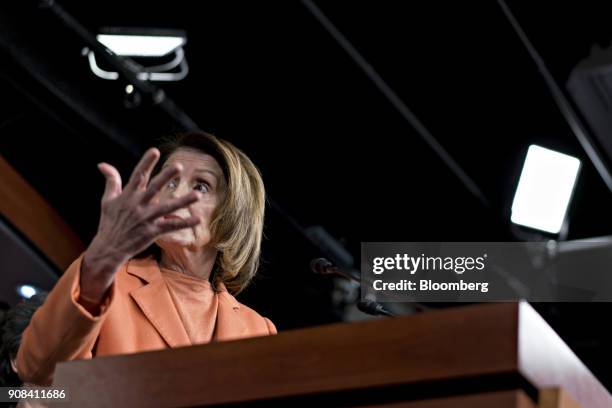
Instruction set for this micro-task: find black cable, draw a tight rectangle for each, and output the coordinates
[496,0,612,193]
[301,0,491,208]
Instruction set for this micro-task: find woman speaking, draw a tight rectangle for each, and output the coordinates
[15,132,277,386]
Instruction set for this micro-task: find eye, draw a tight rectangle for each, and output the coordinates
[194,181,209,193]
[167,178,178,190]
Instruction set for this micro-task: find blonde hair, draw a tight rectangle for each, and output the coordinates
[153,132,265,295]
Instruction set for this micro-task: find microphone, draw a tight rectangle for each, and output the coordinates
[310,257,359,282]
[310,257,337,275]
[310,258,361,283]
[310,257,396,317]
[357,298,395,317]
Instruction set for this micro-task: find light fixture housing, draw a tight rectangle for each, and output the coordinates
[85,27,189,81]
[511,145,581,234]
[96,33,185,57]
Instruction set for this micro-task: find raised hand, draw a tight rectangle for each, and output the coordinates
[80,148,201,305]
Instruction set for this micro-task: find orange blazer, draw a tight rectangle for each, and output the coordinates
[16,254,277,386]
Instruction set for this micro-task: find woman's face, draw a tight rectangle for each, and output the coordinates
[154,147,225,251]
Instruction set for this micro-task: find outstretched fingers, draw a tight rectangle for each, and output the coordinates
[146,191,202,221]
[126,148,160,192]
[98,163,122,202]
[141,163,183,204]
[155,215,201,234]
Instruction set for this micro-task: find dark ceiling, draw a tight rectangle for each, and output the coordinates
[2,0,612,389]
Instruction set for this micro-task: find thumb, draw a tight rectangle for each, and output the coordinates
[98,163,122,201]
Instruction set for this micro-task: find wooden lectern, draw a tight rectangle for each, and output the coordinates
[51,302,611,407]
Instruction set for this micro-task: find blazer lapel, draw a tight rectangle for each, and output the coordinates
[212,280,249,341]
[126,258,191,348]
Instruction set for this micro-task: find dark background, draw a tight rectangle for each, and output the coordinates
[1,0,612,389]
